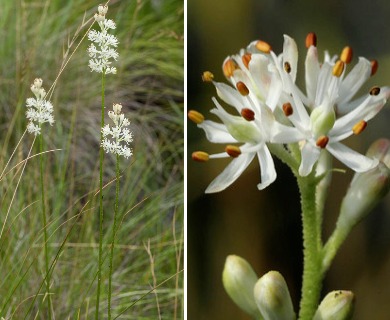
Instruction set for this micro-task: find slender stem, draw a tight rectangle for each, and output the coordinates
[39,132,52,320]
[297,174,324,320]
[108,154,120,319]
[322,218,350,273]
[95,71,106,319]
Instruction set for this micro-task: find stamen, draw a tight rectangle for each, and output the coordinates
[202,71,214,82]
[192,151,209,162]
[282,102,293,116]
[242,53,252,69]
[188,110,205,124]
[223,59,239,78]
[369,86,380,96]
[255,40,272,53]
[284,62,291,73]
[225,145,241,158]
[316,136,329,149]
[236,81,250,96]
[370,60,378,76]
[340,46,353,64]
[241,108,255,121]
[352,120,367,135]
[332,60,345,77]
[305,32,317,48]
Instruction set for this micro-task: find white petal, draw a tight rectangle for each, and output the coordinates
[257,146,277,190]
[285,76,311,130]
[283,35,298,82]
[305,46,320,104]
[299,142,321,176]
[337,57,371,104]
[271,123,306,143]
[198,120,237,144]
[315,62,333,106]
[214,82,245,113]
[248,54,272,100]
[331,93,387,140]
[205,152,255,193]
[265,71,282,111]
[327,142,379,172]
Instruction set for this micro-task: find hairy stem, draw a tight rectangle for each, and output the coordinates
[297,174,324,320]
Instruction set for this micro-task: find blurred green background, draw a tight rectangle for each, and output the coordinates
[187,0,390,319]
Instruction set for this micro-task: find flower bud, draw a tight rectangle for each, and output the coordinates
[337,139,390,230]
[310,101,336,138]
[222,255,262,318]
[313,290,354,320]
[365,138,390,168]
[253,271,295,320]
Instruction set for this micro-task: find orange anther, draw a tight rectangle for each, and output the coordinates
[241,108,255,121]
[255,40,272,53]
[225,145,241,158]
[202,71,214,82]
[316,136,329,149]
[223,59,239,78]
[188,110,205,124]
[332,60,345,77]
[305,32,317,48]
[242,53,252,69]
[369,86,380,96]
[352,120,367,135]
[340,46,353,64]
[192,151,210,162]
[371,60,378,76]
[282,102,293,116]
[236,81,250,96]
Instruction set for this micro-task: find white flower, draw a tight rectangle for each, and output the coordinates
[87,6,119,74]
[190,59,303,193]
[25,78,55,135]
[275,33,390,176]
[102,104,133,159]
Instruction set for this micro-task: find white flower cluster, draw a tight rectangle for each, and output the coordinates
[25,78,55,135]
[87,5,119,74]
[190,33,390,193]
[102,103,133,159]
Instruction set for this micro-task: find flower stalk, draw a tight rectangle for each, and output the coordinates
[39,131,52,320]
[297,174,324,320]
[96,70,105,319]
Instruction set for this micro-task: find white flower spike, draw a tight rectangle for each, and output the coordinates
[26,78,55,135]
[102,103,133,159]
[88,5,119,74]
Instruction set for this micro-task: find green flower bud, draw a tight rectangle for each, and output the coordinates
[253,271,295,320]
[222,255,262,319]
[313,290,354,320]
[337,139,390,230]
[310,100,336,138]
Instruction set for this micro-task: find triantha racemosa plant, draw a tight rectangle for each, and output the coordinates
[88,5,132,319]
[189,33,390,319]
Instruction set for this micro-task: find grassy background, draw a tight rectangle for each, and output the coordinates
[188,0,390,319]
[0,0,183,319]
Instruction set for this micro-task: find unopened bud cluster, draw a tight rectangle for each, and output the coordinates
[223,255,355,320]
[101,103,133,159]
[25,78,55,135]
